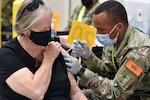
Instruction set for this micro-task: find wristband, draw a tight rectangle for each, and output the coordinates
[78,67,85,76]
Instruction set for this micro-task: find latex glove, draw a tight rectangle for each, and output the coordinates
[62,53,81,75]
[72,40,91,59]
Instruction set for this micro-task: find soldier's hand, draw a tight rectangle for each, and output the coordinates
[62,53,81,75]
[72,40,91,59]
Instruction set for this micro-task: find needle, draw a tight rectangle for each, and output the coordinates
[67,44,75,52]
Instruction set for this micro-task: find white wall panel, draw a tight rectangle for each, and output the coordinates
[43,0,125,31]
[70,0,81,15]
[43,0,69,31]
[43,0,81,31]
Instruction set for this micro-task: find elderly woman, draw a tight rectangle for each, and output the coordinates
[0,0,87,100]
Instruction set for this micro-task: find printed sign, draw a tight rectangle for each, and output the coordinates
[52,12,61,31]
[67,20,96,50]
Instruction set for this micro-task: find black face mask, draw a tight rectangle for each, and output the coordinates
[81,0,93,9]
[29,30,51,46]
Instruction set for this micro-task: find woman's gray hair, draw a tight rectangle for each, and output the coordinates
[14,0,52,35]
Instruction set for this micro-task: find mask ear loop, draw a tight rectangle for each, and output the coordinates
[108,24,118,35]
[115,32,119,38]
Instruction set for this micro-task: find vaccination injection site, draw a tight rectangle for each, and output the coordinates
[0,0,150,100]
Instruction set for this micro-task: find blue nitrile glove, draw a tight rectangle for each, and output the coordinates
[62,53,82,75]
[72,40,91,59]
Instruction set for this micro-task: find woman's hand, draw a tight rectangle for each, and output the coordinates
[43,41,62,61]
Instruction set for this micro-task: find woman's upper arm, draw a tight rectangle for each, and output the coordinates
[6,67,35,98]
[68,72,87,100]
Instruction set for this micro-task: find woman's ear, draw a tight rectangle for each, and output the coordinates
[23,30,31,37]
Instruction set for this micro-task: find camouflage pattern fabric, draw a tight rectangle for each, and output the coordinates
[2,0,14,28]
[80,25,150,100]
[63,2,99,31]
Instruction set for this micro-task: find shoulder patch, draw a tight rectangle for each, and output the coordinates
[125,59,143,76]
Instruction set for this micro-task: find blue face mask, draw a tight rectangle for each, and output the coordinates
[96,24,119,46]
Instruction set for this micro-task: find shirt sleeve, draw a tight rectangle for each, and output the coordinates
[80,46,150,99]
[83,51,116,79]
[0,48,26,85]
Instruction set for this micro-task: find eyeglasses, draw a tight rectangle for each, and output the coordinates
[18,0,45,20]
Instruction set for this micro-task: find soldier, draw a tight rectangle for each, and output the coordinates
[63,1,150,100]
[1,0,14,29]
[63,0,99,31]
[60,0,99,51]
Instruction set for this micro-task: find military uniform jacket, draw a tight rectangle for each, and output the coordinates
[63,2,99,31]
[80,25,150,100]
[2,0,14,28]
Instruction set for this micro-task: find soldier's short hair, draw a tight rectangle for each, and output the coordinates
[94,0,128,26]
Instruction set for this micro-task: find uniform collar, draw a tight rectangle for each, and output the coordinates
[114,25,133,57]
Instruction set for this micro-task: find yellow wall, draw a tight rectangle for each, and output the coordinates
[12,0,24,38]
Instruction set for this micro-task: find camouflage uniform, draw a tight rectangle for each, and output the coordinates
[80,25,150,100]
[1,0,14,28]
[63,1,99,31]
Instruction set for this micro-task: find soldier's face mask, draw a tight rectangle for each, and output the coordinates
[81,0,93,9]
[96,24,119,46]
[29,30,51,46]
